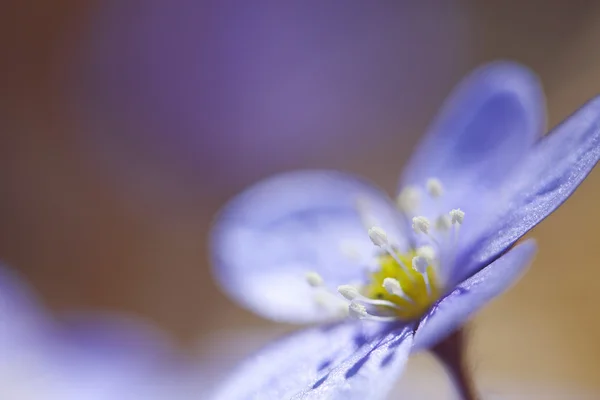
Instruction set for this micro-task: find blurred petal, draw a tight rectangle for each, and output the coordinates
[413,240,536,350]
[400,62,545,253]
[212,322,413,400]
[211,170,407,323]
[0,269,198,400]
[458,96,600,280]
[0,264,42,318]
[0,264,52,345]
[2,312,197,400]
[56,313,183,366]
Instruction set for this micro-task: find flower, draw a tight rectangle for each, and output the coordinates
[0,265,207,400]
[209,62,600,399]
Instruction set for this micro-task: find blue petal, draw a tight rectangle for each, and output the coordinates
[399,62,545,255]
[402,61,544,192]
[457,96,600,281]
[413,239,536,350]
[211,170,407,323]
[212,322,413,400]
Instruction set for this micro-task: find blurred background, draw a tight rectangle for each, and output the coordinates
[1,0,599,397]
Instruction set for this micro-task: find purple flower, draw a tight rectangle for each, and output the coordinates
[0,266,206,400]
[209,62,600,399]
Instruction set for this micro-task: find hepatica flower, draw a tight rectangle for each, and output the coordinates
[210,62,600,399]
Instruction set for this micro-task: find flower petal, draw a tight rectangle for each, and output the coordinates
[413,239,536,350]
[212,322,413,400]
[400,62,545,235]
[47,327,191,400]
[457,96,600,280]
[56,313,182,366]
[0,264,52,345]
[0,286,194,400]
[210,170,407,323]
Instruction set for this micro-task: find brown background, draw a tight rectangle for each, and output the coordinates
[1,1,599,397]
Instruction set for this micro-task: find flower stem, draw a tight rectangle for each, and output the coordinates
[430,328,479,400]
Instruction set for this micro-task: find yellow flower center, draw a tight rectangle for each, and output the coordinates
[363,251,441,320]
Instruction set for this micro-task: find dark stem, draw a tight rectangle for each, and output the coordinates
[430,328,480,400]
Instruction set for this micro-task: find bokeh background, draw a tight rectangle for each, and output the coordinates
[1,0,600,398]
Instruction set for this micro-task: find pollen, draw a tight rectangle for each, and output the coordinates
[362,250,441,320]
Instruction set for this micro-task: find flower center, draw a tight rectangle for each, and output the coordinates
[306,177,465,323]
[362,250,441,320]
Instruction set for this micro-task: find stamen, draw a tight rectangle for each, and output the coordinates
[426,178,444,198]
[348,301,368,319]
[412,256,432,296]
[396,186,420,214]
[338,285,401,309]
[367,226,388,247]
[348,301,398,322]
[368,226,412,276]
[416,246,436,263]
[412,216,440,246]
[449,209,465,248]
[412,216,430,235]
[422,274,432,296]
[450,209,465,225]
[306,273,350,316]
[411,256,429,274]
[416,246,440,287]
[337,284,360,301]
[382,277,414,303]
[306,272,324,287]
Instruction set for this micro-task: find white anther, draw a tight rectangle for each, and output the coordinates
[368,226,388,247]
[412,216,430,235]
[450,209,465,225]
[412,256,433,296]
[412,256,429,274]
[306,272,324,287]
[416,246,436,263]
[347,301,398,322]
[348,302,368,319]
[382,277,402,295]
[339,283,402,309]
[382,278,414,303]
[337,285,360,301]
[397,186,420,213]
[434,214,452,232]
[426,178,444,198]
